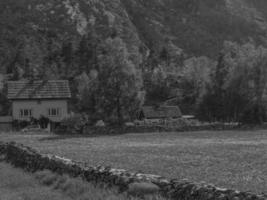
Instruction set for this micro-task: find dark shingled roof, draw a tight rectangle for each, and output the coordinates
[7,80,71,100]
[141,106,182,119]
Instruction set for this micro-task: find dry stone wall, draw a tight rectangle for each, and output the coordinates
[58,123,240,135]
[0,141,266,200]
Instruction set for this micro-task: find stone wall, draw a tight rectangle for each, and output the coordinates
[0,141,266,200]
[56,123,240,135]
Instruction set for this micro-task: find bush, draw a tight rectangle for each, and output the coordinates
[56,114,88,134]
[12,120,30,130]
[240,103,266,125]
[35,170,59,186]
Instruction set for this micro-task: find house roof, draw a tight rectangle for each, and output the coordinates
[142,106,182,119]
[7,80,71,100]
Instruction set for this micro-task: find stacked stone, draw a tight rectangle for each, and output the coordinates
[0,142,266,200]
[70,123,240,135]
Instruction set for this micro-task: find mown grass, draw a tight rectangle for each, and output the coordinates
[0,130,267,194]
[0,162,164,200]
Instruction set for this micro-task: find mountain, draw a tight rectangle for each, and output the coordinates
[1,0,267,76]
[0,0,143,76]
[123,0,267,58]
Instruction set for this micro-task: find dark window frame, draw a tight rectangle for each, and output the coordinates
[19,108,33,118]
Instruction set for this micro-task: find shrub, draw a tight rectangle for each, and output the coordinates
[240,103,266,125]
[35,170,59,186]
[12,120,30,130]
[57,114,88,134]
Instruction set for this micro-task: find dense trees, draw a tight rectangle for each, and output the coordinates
[78,37,144,124]
[197,42,267,124]
[180,56,215,114]
[138,40,267,125]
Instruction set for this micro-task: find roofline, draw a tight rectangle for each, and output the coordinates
[7,80,69,83]
[8,97,71,101]
[142,106,181,109]
[145,116,181,119]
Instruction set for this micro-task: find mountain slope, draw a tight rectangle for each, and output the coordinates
[122,0,267,58]
[1,0,267,77]
[0,0,143,76]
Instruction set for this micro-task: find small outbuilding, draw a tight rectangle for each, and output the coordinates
[138,106,182,120]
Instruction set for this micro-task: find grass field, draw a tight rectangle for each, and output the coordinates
[0,130,267,194]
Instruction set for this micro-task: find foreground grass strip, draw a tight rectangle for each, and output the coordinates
[0,162,72,200]
[34,170,165,200]
[0,162,165,200]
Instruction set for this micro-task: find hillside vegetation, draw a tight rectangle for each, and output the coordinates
[1,0,267,122]
[1,0,267,75]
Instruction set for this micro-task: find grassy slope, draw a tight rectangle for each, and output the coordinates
[0,162,72,200]
[0,162,164,200]
[0,130,267,194]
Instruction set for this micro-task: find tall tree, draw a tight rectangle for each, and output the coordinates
[80,37,144,124]
[198,41,267,123]
[76,32,99,74]
[176,56,216,115]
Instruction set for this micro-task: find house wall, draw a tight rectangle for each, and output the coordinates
[12,100,68,122]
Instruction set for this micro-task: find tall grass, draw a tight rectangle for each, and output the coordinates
[0,161,165,200]
[0,162,71,200]
[34,170,165,200]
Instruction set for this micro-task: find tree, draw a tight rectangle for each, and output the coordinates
[0,84,10,116]
[80,37,144,124]
[201,53,229,121]
[159,47,170,65]
[144,65,170,105]
[181,56,215,114]
[198,41,267,123]
[59,40,77,79]
[222,41,267,123]
[75,32,100,74]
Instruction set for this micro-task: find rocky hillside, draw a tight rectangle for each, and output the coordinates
[123,0,267,58]
[1,0,267,76]
[0,0,143,76]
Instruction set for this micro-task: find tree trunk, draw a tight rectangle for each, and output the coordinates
[117,97,123,125]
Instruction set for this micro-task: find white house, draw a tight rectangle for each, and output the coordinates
[7,80,71,122]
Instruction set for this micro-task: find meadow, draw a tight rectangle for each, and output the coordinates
[0,130,267,194]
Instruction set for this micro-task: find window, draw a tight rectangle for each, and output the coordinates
[19,109,32,118]
[48,108,61,117]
